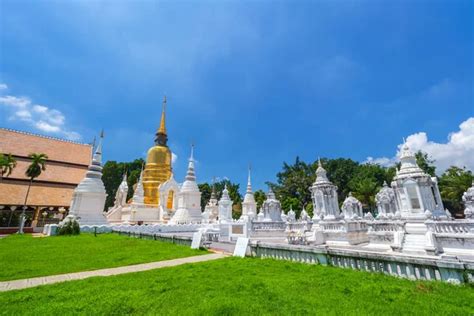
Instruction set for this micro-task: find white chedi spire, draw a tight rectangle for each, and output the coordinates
[342,192,363,220]
[242,166,257,219]
[74,131,106,194]
[310,158,341,220]
[314,158,330,184]
[463,181,474,219]
[169,144,202,224]
[181,144,199,192]
[218,184,233,222]
[395,141,425,179]
[114,171,129,207]
[132,165,145,204]
[69,131,108,225]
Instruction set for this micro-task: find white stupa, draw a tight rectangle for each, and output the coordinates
[218,184,233,222]
[115,172,129,208]
[241,167,256,221]
[132,166,144,204]
[169,145,202,224]
[310,159,341,221]
[69,131,108,225]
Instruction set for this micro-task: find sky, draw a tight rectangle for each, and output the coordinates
[0,0,473,193]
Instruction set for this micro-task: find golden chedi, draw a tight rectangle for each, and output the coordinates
[143,97,172,205]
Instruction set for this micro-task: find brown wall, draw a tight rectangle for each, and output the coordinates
[0,128,93,207]
[0,128,92,166]
[0,180,75,207]
[7,158,88,184]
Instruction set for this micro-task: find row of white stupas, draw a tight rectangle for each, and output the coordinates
[68,133,474,256]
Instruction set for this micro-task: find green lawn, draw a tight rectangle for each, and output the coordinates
[0,233,206,281]
[1,257,472,315]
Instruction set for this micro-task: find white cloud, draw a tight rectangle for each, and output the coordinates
[365,117,474,173]
[0,95,30,108]
[0,83,8,90]
[35,121,61,132]
[365,156,395,167]
[0,86,81,141]
[171,152,178,165]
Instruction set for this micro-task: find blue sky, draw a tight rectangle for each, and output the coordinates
[1,0,473,192]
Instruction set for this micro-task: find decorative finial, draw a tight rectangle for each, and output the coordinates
[318,157,322,167]
[100,129,104,138]
[190,142,194,161]
[158,96,167,136]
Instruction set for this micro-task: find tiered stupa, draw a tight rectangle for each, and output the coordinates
[463,182,474,219]
[310,159,341,221]
[262,188,283,222]
[169,145,202,224]
[218,184,233,222]
[143,96,172,205]
[241,167,257,221]
[132,166,145,204]
[203,183,219,222]
[392,143,444,219]
[69,131,108,225]
[106,97,180,224]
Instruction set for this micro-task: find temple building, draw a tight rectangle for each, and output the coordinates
[0,128,92,230]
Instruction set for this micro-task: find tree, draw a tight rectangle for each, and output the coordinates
[0,153,17,179]
[439,166,473,217]
[254,190,266,210]
[415,151,436,176]
[349,178,379,211]
[198,180,242,218]
[268,157,316,216]
[102,159,145,210]
[19,153,48,234]
[322,158,360,202]
[198,183,212,210]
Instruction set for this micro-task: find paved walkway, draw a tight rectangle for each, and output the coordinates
[0,253,226,292]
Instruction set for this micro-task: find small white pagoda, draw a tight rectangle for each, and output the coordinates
[309,160,368,246]
[240,167,257,221]
[69,132,108,226]
[218,184,233,222]
[169,145,202,224]
[310,160,341,222]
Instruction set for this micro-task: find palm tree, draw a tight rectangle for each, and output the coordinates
[0,153,17,179]
[18,153,48,234]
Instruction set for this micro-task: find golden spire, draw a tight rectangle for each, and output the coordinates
[158,95,167,135]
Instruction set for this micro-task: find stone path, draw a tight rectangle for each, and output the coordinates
[0,253,226,292]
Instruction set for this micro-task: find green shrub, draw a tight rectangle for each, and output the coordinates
[58,218,80,235]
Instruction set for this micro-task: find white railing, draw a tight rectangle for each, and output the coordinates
[426,220,474,235]
[321,222,346,232]
[112,223,202,234]
[367,222,404,233]
[287,222,313,232]
[251,221,287,231]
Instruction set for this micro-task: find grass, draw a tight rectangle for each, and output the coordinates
[1,257,472,315]
[0,233,206,281]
